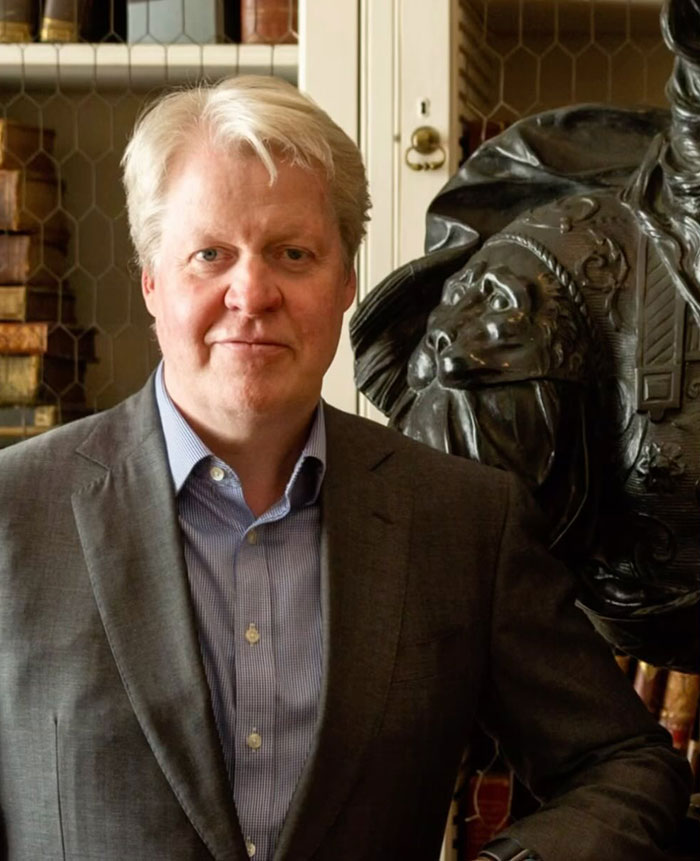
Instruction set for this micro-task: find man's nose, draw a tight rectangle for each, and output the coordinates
[223,255,282,314]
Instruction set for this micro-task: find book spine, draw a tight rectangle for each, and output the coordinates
[0,286,73,323]
[0,403,58,428]
[0,234,67,284]
[0,121,55,172]
[240,0,297,44]
[659,671,700,753]
[464,771,513,859]
[0,170,60,232]
[40,0,90,42]
[0,354,41,403]
[0,322,48,353]
[0,0,36,43]
[633,661,667,717]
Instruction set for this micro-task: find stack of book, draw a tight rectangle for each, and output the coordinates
[0,118,94,447]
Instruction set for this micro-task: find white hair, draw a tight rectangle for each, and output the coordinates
[121,75,371,270]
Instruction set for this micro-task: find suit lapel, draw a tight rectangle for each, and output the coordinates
[70,383,247,861]
[275,406,412,860]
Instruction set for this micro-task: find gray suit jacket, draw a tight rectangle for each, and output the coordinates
[0,379,690,860]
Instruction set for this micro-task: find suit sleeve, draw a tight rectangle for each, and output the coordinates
[476,472,692,861]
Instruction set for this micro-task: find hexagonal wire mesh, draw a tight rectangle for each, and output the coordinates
[452,1,673,853]
[459,0,671,159]
[0,0,297,443]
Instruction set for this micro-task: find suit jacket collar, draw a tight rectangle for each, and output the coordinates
[70,378,247,860]
[71,385,410,861]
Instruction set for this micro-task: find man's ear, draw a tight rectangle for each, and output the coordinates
[141,269,156,316]
[342,267,357,312]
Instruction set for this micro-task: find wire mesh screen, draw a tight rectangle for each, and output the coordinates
[458,0,671,160]
[0,0,297,443]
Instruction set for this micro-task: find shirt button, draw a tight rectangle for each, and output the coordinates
[209,465,225,482]
[245,623,260,644]
[245,838,256,857]
[247,731,262,751]
[247,529,258,545]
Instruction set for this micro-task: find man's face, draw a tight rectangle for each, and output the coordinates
[142,143,356,435]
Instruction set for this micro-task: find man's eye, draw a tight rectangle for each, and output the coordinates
[196,248,219,262]
[283,248,308,262]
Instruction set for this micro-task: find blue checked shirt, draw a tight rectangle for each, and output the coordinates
[155,365,325,860]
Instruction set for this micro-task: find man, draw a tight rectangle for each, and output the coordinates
[0,76,690,861]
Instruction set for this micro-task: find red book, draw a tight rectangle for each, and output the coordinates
[464,770,513,859]
[659,671,700,754]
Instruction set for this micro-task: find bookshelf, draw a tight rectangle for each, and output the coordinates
[0,42,298,88]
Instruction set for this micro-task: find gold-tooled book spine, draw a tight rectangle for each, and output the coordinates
[0,0,34,42]
[40,17,77,41]
[0,21,31,41]
[40,0,90,42]
[659,671,700,753]
[0,322,48,354]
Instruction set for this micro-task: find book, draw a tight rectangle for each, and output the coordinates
[0,354,87,404]
[659,671,700,754]
[0,322,95,359]
[0,403,60,441]
[0,169,61,233]
[0,0,36,42]
[0,402,91,447]
[464,770,513,860]
[0,403,59,428]
[240,0,297,44]
[633,661,667,718]
[0,285,75,322]
[0,233,67,285]
[40,0,92,42]
[127,0,232,44]
[0,120,55,173]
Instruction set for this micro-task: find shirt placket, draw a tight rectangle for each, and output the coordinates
[233,518,277,860]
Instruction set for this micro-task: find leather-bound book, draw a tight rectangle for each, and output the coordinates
[40,0,91,42]
[633,661,667,717]
[0,403,59,443]
[0,285,75,323]
[0,169,60,232]
[0,120,55,173]
[0,234,67,285]
[0,354,87,404]
[0,322,95,359]
[0,0,36,42]
[659,671,700,753]
[241,0,297,44]
[464,770,513,860]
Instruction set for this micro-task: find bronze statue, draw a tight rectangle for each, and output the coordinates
[352,0,700,671]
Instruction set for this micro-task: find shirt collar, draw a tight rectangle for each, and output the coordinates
[154,362,326,505]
